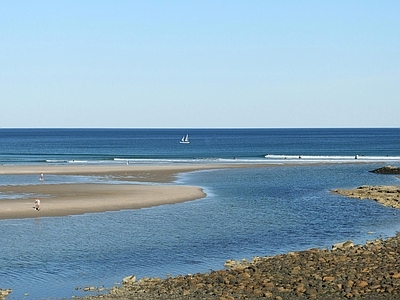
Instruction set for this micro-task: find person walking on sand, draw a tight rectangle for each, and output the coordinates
[34,198,41,211]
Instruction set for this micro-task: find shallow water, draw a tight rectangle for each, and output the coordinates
[1,163,400,299]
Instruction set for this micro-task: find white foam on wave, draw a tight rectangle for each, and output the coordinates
[264,154,400,163]
[68,160,89,163]
[115,157,222,164]
[115,158,181,164]
[67,160,116,164]
[44,155,400,166]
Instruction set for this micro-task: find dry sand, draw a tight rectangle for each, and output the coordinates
[0,184,206,220]
[0,164,230,220]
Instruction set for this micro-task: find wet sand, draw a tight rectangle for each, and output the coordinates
[0,164,227,183]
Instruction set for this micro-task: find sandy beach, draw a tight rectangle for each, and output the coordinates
[0,164,230,220]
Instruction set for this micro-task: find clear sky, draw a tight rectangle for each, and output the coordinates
[1,1,399,128]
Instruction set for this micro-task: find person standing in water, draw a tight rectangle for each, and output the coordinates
[39,173,44,181]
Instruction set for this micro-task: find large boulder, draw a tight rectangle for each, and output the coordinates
[370,165,400,174]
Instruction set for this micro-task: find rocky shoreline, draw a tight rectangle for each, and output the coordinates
[332,165,400,209]
[76,235,400,300]
[332,185,400,209]
[369,165,400,175]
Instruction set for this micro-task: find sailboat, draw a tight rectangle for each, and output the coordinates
[180,134,190,144]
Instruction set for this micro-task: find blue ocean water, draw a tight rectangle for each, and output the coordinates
[1,128,400,299]
[1,128,399,165]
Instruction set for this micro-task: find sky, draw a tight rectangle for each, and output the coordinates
[1,1,399,128]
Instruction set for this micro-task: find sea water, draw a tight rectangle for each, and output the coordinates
[0,128,400,299]
[1,128,399,165]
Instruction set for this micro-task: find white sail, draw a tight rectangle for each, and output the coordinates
[180,134,190,144]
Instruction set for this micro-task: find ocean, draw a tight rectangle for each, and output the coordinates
[1,128,400,299]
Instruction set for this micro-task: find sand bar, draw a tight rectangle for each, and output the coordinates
[0,164,234,220]
[0,184,205,220]
[0,164,229,183]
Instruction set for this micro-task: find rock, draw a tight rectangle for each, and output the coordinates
[305,288,318,296]
[392,273,400,279]
[295,283,306,293]
[264,291,273,298]
[332,240,354,251]
[122,275,136,285]
[370,165,400,174]
[356,280,368,288]
[0,290,9,297]
[264,282,274,290]
[323,276,335,282]
[224,259,237,269]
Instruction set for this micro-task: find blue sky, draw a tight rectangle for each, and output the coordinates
[1,1,399,128]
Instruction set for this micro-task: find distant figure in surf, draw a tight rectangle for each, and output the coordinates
[39,173,44,181]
